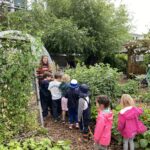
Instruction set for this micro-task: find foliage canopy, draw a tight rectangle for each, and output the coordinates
[1,0,131,64]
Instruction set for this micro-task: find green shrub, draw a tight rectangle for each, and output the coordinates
[104,54,127,73]
[117,80,139,97]
[66,63,120,102]
[0,39,36,143]
[0,138,70,150]
[140,92,150,103]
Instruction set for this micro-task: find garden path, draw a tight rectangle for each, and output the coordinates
[45,115,94,150]
[44,115,122,150]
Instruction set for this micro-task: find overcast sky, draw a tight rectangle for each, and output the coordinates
[113,0,150,34]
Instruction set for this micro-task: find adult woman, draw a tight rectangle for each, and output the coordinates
[37,55,52,83]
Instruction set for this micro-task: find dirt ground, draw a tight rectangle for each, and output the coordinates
[44,115,122,150]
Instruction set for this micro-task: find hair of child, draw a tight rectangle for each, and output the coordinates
[54,72,62,79]
[96,95,110,108]
[43,71,52,79]
[120,94,135,108]
[62,74,70,82]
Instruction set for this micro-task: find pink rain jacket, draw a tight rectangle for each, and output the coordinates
[94,110,113,146]
[118,107,147,138]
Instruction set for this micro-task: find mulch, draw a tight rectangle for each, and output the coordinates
[44,115,123,150]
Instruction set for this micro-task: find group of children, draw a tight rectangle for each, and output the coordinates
[37,55,147,150]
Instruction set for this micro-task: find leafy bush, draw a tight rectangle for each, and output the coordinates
[116,80,139,98]
[66,63,120,102]
[103,54,127,73]
[114,54,128,73]
[140,92,150,103]
[0,39,36,143]
[0,138,70,150]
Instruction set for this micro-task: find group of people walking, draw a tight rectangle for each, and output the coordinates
[37,55,147,150]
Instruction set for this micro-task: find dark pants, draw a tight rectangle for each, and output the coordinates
[79,108,90,133]
[40,91,52,117]
[68,108,78,124]
[40,94,52,117]
[47,97,53,115]
[52,99,61,120]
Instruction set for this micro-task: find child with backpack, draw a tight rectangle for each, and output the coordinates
[48,72,62,122]
[94,95,113,150]
[40,72,53,119]
[59,74,70,123]
[65,79,80,129]
[118,94,147,150]
[78,84,91,142]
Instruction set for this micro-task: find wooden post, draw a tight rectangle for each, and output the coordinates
[127,49,132,77]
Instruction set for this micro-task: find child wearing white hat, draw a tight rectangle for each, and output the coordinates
[65,79,80,129]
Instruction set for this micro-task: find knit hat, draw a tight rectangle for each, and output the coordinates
[70,79,79,88]
[79,84,90,97]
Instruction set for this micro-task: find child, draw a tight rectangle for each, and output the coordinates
[94,95,113,150]
[48,72,62,122]
[78,84,90,142]
[37,55,52,83]
[59,74,70,123]
[65,79,79,129]
[118,94,147,150]
[40,72,53,119]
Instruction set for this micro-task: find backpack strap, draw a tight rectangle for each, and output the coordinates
[82,97,90,107]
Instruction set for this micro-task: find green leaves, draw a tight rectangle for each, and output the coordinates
[43,19,88,54]
[140,139,149,148]
[0,39,35,142]
[66,63,120,101]
[1,0,130,64]
[0,138,71,150]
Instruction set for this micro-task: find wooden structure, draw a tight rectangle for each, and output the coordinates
[124,39,150,76]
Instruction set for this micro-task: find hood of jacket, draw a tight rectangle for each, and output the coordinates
[120,107,140,120]
[97,109,113,124]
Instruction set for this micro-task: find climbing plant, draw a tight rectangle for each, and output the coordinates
[0,39,36,143]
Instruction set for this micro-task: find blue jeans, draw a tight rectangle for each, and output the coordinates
[68,108,78,124]
[52,99,61,120]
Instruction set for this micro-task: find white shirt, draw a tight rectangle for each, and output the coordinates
[48,80,61,100]
[83,97,90,110]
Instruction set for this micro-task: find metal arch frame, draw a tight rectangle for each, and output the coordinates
[0,30,52,63]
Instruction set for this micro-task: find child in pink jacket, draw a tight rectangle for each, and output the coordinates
[118,94,147,150]
[94,95,113,150]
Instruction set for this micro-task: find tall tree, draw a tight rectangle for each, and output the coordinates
[1,0,131,65]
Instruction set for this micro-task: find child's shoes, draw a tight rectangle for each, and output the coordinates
[83,133,89,143]
[61,120,66,124]
[75,123,79,129]
[69,124,73,129]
